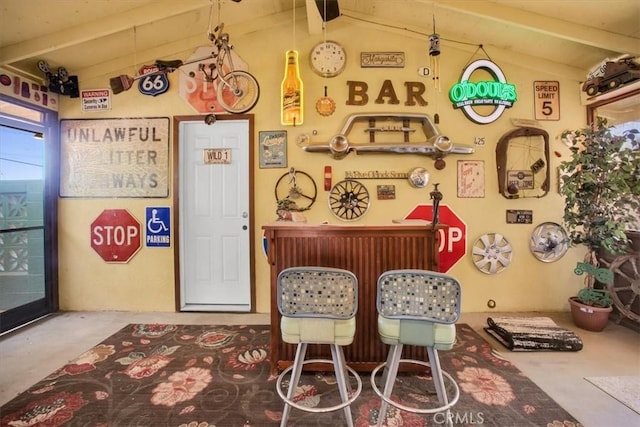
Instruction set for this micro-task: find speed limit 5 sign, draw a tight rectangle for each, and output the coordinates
[534,81,560,121]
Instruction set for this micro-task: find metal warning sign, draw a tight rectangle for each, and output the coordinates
[534,81,560,121]
[81,89,111,112]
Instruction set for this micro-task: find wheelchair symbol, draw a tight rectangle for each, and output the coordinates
[147,209,169,233]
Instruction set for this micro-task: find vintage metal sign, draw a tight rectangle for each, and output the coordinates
[91,209,141,263]
[138,64,170,97]
[203,148,232,164]
[534,81,560,120]
[457,160,485,198]
[360,52,405,68]
[145,206,171,247]
[60,117,170,198]
[81,89,110,112]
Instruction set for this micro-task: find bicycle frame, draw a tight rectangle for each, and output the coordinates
[199,36,236,90]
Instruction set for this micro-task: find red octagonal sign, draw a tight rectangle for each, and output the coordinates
[91,209,141,263]
[404,204,467,272]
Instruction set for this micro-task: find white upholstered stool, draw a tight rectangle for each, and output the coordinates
[370,269,461,427]
[275,266,362,427]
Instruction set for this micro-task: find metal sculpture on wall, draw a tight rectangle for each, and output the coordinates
[274,167,317,211]
[301,113,474,169]
[496,126,550,199]
[38,60,79,98]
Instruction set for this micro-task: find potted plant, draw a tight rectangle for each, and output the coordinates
[559,117,639,331]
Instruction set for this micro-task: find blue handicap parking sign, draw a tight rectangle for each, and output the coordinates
[146,207,171,247]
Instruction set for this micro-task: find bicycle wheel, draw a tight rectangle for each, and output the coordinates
[217,70,260,114]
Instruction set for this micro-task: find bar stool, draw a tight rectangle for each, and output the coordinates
[370,269,462,427]
[275,266,362,427]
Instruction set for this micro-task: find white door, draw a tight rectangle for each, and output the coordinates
[178,118,252,311]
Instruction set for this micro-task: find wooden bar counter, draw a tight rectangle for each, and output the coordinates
[263,221,445,374]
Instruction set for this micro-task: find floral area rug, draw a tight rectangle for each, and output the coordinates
[0,324,582,426]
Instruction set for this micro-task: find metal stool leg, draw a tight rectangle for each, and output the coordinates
[331,344,354,427]
[281,343,308,427]
[427,347,448,406]
[335,344,353,394]
[376,344,403,427]
[427,347,453,427]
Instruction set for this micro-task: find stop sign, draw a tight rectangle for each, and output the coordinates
[91,209,141,263]
[404,204,467,272]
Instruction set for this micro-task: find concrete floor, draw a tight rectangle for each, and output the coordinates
[0,311,638,427]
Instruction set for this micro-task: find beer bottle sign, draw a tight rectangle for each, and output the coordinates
[281,50,303,126]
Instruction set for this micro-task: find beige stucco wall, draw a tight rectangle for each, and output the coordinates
[57,16,588,314]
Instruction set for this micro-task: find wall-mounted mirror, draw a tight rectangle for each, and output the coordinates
[496,126,550,199]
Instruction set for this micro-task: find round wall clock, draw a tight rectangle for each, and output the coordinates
[328,179,369,221]
[309,40,346,77]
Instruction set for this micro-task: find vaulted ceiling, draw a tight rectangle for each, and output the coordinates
[1,0,639,85]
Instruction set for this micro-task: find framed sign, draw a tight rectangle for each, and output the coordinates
[60,117,170,198]
[377,185,396,200]
[457,160,485,198]
[259,130,287,168]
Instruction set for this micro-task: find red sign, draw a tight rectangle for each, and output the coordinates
[404,204,467,272]
[91,209,141,263]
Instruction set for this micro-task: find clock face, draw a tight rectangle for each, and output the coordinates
[310,41,346,77]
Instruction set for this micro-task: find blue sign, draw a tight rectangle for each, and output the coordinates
[146,207,170,247]
[138,65,170,97]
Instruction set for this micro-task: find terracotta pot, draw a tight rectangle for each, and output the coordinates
[568,296,612,332]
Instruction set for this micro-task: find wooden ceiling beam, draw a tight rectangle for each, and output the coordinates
[340,11,586,81]
[433,0,639,55]
[0,0,210,66]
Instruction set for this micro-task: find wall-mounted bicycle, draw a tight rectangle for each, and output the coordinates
[109,23,259,114]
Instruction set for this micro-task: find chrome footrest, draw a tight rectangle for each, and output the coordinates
[370,358,460,414]
[276,358,363,414]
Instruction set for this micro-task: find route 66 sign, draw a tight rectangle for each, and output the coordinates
[138,65,169,96]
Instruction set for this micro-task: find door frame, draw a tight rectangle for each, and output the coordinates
[0,95,59,333]
[172,115,256,312]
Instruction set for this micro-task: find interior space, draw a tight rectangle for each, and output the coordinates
[0,1,638,426]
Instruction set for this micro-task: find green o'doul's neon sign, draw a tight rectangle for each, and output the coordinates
[449,59,517,124]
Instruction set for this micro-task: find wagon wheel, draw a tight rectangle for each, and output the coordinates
[607,252,640,323]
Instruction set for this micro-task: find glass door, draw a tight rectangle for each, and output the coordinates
[0,98,58,333]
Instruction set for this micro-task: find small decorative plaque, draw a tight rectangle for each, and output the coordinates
[360,52,405,68]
